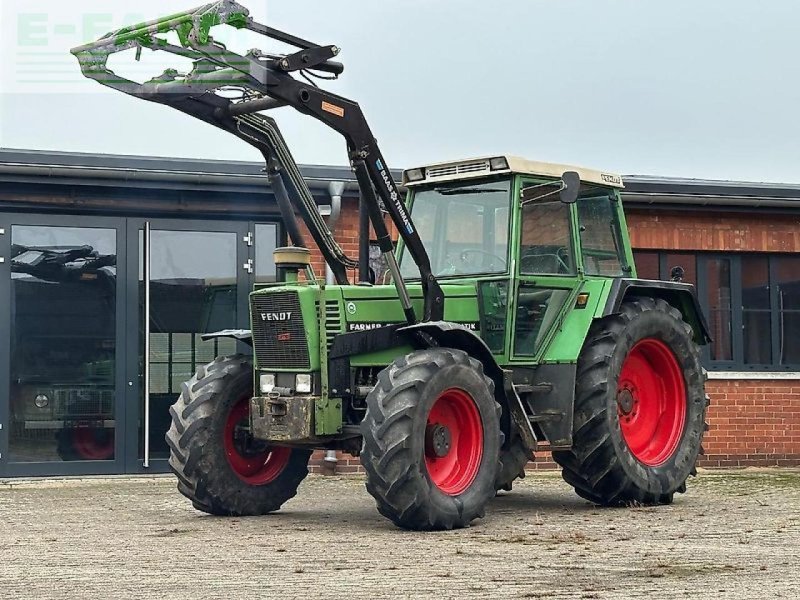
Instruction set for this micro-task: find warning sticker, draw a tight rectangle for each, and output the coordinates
[321,101,345,117]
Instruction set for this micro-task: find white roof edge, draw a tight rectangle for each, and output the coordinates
[404,155,624,188]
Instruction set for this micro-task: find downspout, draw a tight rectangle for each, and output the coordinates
[358,191,371,283]
[324,181,346,471]
[325,181,345,286]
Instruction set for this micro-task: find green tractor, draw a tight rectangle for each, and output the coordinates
[73,1,710,530]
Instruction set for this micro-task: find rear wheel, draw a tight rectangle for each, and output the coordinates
[166,354,311,516]
[360,348,501,530]
[552,297,708,506]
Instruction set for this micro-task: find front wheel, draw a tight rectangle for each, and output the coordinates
[165,354,312,516]
[360,348,501,531]
[553,297,709,506]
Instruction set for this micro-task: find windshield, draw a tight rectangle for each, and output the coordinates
[399,178,511,278]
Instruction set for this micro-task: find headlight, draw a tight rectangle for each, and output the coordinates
[489,156,509,170]
[295,374,312,394]
[259,374,275,393]
[34,394,50,409]
[404,168,425,182]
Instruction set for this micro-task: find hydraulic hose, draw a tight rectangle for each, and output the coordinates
[236,112,358,270]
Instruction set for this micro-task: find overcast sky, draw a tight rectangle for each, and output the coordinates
[1,0,799,182]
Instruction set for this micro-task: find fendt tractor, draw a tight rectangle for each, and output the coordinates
[73,1,710,530]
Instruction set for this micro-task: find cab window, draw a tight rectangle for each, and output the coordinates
[576,195,625,276]
[519,200,575,275]
[399,179,511,278]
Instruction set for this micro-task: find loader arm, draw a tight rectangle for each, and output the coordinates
[70,0,444,322]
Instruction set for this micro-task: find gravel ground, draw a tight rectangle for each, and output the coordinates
[0,469,798,599]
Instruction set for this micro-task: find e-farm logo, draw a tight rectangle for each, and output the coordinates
[1,1,149,92]
[0,1,257,94]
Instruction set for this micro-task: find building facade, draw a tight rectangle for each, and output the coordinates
[624,176,800,468]
[0,149,798,477]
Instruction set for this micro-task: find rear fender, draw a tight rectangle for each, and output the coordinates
[602,279,712,344]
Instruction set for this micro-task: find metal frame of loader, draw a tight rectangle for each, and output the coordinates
[71,0,441,320]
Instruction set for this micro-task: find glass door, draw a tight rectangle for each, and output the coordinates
[0,215,126,477]
[125,219,253,473]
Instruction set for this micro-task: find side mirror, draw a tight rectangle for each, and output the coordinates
[520,171,582,205]
[559,171,581,204]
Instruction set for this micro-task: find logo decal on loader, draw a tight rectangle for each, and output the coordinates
[376,158,414,235]
[322,101,345,117]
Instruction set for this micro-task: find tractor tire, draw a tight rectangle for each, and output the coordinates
[495,435,532,492]
[360,348,502,531]
[165,354,312,516]
[56,427,115,461]
[552,297,709,506]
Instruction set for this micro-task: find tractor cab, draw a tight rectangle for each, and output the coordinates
[399,155,630,282]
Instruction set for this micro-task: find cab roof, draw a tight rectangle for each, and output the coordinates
[402,155,624,189]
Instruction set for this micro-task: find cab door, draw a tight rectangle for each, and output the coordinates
[509,180,582,363]
[509,184,631,364]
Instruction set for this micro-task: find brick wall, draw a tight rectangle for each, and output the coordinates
[309,376,800,474]
[300,196,397,281]
[701,379,800,467]
[525,379,800,470]
[626,209,800,252]
[308,450,363,474]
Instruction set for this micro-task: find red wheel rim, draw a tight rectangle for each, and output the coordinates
[71,428,114,460]
[224,396,291,485]
[424,388,484,496]
[617,338,687,466]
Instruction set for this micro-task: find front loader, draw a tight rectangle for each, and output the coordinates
[72,2,711,530]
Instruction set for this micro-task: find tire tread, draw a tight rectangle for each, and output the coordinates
[552,297,709,506]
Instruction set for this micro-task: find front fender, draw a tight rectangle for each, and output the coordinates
[200,329,253,346]
[399,321,538,453]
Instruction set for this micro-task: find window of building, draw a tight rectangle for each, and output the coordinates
[741,256,771,365]
[635,251,660,280]
[706,257,733,362]
[775,255,800,365]
[632,250,800,371]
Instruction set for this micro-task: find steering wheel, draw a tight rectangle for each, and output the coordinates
[458,249,507,271]
[520,247,571,274]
